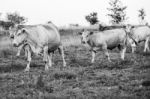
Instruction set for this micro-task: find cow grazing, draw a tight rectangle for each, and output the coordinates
[125,25,150,53]
[78,29,128,63]
[11,23,66,71]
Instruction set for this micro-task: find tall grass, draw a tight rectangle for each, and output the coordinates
[0,36,18,57]
[61,35,81,47]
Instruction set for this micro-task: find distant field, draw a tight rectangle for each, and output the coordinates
[0,29,150,99]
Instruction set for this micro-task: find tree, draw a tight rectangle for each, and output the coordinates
[0,21,15,30]
[138,8,147,25]
[6,12,27,26]
[138,8,146,20]
[107,0,127,25]
[85,12,99,25]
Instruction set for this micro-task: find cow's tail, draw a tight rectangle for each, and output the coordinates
[124,35,128,46]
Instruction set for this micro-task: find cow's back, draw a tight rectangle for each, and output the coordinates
[96,29,126,42]
[88,29,126,48]
[27,24,60,45]
[132,26,150,40]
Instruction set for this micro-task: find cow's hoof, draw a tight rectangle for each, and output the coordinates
[108,60,112,62]
[91,61,95,64]
[63,63,67,67]
[45,66,49,71]
[16,55,19,57]
[24,68,30,72]
[121,58,125,61]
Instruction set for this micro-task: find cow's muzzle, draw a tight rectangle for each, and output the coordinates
[13,43,19,47]
[10,35,14,39]
[81,41,86,44]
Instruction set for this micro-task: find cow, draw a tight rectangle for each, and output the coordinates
[78,29,128,63]
[11,23,66,71]
[125,25,150,53]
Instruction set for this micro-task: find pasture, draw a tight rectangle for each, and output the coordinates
[0,29,150,99]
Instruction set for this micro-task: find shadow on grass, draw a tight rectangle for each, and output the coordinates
[52,71,77,80]
[138,64,150,70]
[92,59,133,70]
[140,52,150,56]
[69,58,92,68]
[0,61,45,73]
[0,64,25,73]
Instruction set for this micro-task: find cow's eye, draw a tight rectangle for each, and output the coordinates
[17,33,21,36]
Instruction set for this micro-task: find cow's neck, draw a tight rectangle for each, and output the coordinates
[87,36,93,45]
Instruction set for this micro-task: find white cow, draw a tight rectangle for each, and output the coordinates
[79,29,128,63]
[125,25,150,53]
[11,23,66,71]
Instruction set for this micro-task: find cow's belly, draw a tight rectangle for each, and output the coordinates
[107,44,118,50]
[48,42,60,53]
[135,35,147,43]
[90,41,120,50]
[106,38,122,47]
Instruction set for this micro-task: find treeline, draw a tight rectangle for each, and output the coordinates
[0,21,15,30]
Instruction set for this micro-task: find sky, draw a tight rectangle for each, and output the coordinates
[0,0,150,26]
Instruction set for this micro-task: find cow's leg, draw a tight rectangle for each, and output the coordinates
[47,53,52,67]
[43,46,49,71]
[144,37,149,52]
[105,50,111,62]
[91,50,96,63]
[16,44,24,56]
[120,46,126,60]
[58,45,66,67]
[102,45,111,62]
[131,44,136,53]
[104,50,111,62]
[25,46,32,72]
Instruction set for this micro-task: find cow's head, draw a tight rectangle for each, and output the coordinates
[12,28,28,47]
[124,24,133,34]
[78,29,93,44]
[124,25,138,46]
[9,25,24,39]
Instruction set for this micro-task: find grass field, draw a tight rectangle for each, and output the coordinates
[0,30,150,99]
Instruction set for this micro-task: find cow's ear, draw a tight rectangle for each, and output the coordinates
[22,28,27,34]
[89,31,94,35]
